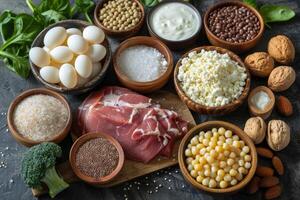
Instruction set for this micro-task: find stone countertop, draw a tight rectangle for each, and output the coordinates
[0,0,299,200]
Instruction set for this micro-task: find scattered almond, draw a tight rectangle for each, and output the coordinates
[276,96,293,116]
[260,176,279,188]
[246,176,261,194]
[264,185,282,199]
[256,166,274,177]
[256,147,273,158]
[272,156,284,175]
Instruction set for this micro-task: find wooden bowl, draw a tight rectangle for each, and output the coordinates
[69,132,125,185]
[174,46,251,115]
[7,88,72,147]
[178,121,257,194]
[30,20,112,94]
[113,36,174,93]
[94,0,145,38]
[203,1,265,53]
[248,86,275,120]
[147,0,202,50]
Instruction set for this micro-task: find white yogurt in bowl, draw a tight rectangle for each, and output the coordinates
[149,2,201,41]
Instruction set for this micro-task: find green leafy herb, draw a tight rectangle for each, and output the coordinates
[259,4,295,23]
[0,0,95,78]
[243,0,295,27]
[141,0,191,7]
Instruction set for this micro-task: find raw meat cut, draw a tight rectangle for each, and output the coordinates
[74,86,188,163]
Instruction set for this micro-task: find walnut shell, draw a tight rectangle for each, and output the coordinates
[244,117,266,144]
[267,120,290,151]
[244,52,274,77]
[268,66,295,92]
[268,35,295,65]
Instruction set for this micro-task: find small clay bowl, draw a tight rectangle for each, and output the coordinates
[94,0,145,38]
[113,36,174,93]
[69,132,124,185]
[147,0,202,50]
[178,121,257,195]
[30,20,112,94]
[174,46,251,115]
[7,88,72,147]
[248,86,275,120]
[203,1,265,53]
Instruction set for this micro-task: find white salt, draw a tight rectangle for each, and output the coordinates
[117,45,168,82]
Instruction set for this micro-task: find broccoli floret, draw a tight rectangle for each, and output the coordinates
[21,142,69,198]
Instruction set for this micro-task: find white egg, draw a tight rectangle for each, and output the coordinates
[74,55,92,78]
[87,44,106,62]
[40,66,60,83]
[91,62,102,78]
[83,26,105,44]
[59,64,77,88]
[29,47,50,67]
[67,35,88,54]
[44,26,67,49]
[43,46,51,54]
[66,28,82,36]
[50,46,73,63]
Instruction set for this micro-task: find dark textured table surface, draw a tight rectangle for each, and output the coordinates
[0,0,300,200]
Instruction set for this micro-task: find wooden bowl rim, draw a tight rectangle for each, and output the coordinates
[113,36,174,86]
[30,19,112,94]
[146,0,202,43]
[69,132,125,184]
[248,86,275,114]
[178,120,257,193]
[7,88,72,147]
[174,46,251,111]
[93,0,145,34]
[203,0,265,46]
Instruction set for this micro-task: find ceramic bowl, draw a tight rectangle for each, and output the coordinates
[248,86,275,120]
[178,121,257,194]
[113,36,174,93]
[174,46,251,115]
[69,132,125,185]
[94,0,145,38]
[30,20,112,94]
[147,0,202,50]
[203,1,265,53]
[7,88,72,147]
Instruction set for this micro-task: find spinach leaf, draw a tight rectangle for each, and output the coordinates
[259,4,295,23]
[243,0,257,9]
[141,0,160,7]
[0,11,16,42]
[71,0,95,23]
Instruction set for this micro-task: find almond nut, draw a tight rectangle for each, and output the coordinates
[256,147,273,158]
[244,52,274,77]
[260,176,279,188]
[246,176,261,194]
[272,156,284,175]
[256,166,274,177]
[264,185,282,199]
[267,120,290,151]
[276,96,293,116]
[268,66,296,92]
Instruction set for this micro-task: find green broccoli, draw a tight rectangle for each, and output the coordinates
[21,142,69,198]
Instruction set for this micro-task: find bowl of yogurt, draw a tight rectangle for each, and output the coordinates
[147,0,202,49]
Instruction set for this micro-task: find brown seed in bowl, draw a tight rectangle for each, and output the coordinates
[256,166,274,177]
[272,156,284,175]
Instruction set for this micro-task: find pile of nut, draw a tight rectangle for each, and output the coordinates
[208,5,260,43]
[98,0,142,31]
[185,127,252,189]
[244,117,290,199]
[246,146,284,200]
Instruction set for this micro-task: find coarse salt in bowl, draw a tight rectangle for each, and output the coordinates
[113,36,174,93]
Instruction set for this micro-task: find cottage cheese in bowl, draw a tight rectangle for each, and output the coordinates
[177,49,247,107]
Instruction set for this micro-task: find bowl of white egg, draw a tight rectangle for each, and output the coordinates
[29,20,111,94]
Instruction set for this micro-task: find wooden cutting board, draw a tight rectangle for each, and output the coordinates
[32,90,196,196]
